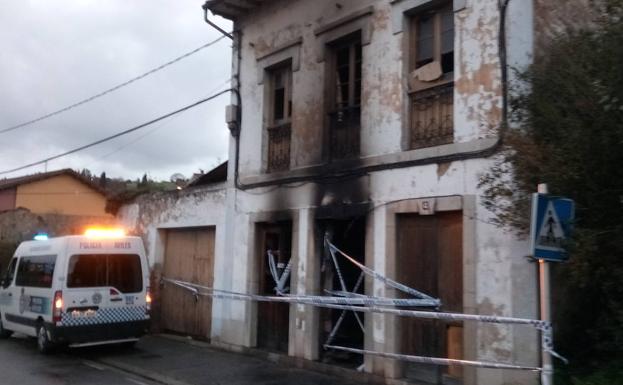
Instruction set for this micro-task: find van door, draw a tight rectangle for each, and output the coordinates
[65,253,145,326]
[0,258,20,331]
[13,255,57,336]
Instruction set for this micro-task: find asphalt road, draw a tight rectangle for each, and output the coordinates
[0,335,158,385]
[0,333,365,385]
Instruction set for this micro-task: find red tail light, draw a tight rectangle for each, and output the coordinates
[53,291,63,323]
[145,287,152,315]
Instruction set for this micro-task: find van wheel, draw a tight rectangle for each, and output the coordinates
[36,324,54,354]
[0,316,12,339]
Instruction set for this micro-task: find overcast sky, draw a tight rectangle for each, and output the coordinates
[0,1,232,181]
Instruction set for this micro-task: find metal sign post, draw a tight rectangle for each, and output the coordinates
[531,183,575,385]
[536,184,553,385]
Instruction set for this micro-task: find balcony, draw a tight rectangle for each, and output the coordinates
[267,122,291,172]
[329,106,360,160]
[409,83,454,149]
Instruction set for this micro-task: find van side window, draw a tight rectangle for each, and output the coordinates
[2,259,17,288]
[15,255,57,288]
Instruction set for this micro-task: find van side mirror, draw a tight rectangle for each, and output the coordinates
[0,279,5,288]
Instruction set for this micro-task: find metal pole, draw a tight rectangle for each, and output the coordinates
[539,259,552,385]
[537,183,553,385]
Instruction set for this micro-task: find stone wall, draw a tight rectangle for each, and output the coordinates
[0,208,118,269]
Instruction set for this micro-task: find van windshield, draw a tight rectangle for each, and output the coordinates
[67,254,142,293]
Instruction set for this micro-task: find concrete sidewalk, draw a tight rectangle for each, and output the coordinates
[78,335,367,385]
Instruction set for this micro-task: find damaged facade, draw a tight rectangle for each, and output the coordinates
[116,1,594,384]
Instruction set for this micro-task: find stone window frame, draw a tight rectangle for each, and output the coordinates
[256,38,302,173]
[266,63,292,128]
[391,0,466,35]
[313,6,373,162]
[379,194,477,384]
[245,210,299,352]
[391,0,465,152]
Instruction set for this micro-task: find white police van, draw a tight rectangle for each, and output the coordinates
[0,228,151,353]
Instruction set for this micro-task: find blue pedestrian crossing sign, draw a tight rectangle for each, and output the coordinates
[530,193,575,261]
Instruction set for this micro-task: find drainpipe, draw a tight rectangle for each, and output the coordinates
[202,2,233,40]
[202,2,244,189]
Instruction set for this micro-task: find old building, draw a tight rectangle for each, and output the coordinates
[208,0,540,384]
[116,163,228,337]
[0,168,110,216]
[0,168,115,269]
[117,1,596,384]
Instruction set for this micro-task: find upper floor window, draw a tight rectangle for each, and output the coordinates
[266,63,292,172]
[269,65,292,126]
[328,32,362,160]
[408,4,454,150]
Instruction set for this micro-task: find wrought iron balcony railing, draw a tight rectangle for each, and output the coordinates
[410,83,454,149]
[267,122,291,172]
[329,106,360,160]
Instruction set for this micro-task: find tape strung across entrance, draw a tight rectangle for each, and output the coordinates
[161,239,564,372]
[324,345,541,371]
[326,241,438,303]
[267,250,292,294]
[161,277,556,371]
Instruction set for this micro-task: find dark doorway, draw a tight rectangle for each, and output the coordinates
[397,211,463,384]
[318,217,366,368]
[256,221,292,353]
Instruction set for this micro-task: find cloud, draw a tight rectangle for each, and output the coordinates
[0,0,232,181]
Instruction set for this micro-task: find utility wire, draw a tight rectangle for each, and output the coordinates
[0,35,227,135]
[96,77,233,161]
[0,89,231,176]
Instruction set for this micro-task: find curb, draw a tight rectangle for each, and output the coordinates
[95,356,194,385]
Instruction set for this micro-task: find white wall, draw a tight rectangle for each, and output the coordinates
[121,0,541,383]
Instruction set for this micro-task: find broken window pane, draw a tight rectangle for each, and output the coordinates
[441,9,454,74]
[273,87,285,121]
[329,34,362,159]
[416,15,434,68]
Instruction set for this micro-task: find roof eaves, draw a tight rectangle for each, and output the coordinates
[205,0,269,20]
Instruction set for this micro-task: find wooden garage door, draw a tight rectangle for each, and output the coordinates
[161,227,215,338]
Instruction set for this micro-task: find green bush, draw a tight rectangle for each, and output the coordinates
[479,0,623,375]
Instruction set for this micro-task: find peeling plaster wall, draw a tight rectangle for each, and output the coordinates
[236,0,513,175]
[116,184,228,335]
[453,0,503,142]
[217,0,541,383]
[107,0,596,378]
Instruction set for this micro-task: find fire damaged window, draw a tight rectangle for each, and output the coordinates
[328,32,362,160]
[408,4,454,150]
[266,63,292,172]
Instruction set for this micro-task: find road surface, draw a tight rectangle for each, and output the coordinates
[0,335,158,385]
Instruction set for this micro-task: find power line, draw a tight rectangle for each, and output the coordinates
[0,35,228,135]
[0,89,232,176]
[96,77,233,162]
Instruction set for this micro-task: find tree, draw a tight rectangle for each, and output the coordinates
[80,168,92,181]
[479,0,623,373]
[99,172,107,188]
[139,173,148,188]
